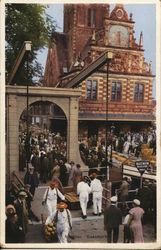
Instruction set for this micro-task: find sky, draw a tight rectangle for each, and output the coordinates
[37,3,156,97]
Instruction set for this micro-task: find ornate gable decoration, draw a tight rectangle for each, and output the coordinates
[110,4,128,22]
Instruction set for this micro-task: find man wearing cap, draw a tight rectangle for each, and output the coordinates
[14,191,29,242]
[45,202,72,243]
[90,172,103,216]
[77,176,91,219]
[104,196,122,243]
[24,165,39,197]
[42,181,65,221]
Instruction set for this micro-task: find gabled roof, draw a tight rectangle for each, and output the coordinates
[53,32,70,74]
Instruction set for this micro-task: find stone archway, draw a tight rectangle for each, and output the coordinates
[19,100,68,171]
[6,85,87,183]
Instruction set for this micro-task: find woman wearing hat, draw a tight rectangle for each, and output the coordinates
[128,199,144,243]
[45,202,72,243]
[42,181,65,221]
[5,205,23,243]
[6,204,16,217]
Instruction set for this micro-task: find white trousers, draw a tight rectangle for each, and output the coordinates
[45,200,57,224]
[56,224,70,243]
[80,193,88,216]
[93,192,102,214]
[46,200,57,216]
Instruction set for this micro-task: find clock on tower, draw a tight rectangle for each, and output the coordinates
[109,25,129,47]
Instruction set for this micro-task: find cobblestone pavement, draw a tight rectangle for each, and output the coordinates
[25,185,156,244]
[26,219,156,244]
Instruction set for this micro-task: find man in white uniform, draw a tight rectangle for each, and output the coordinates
[90,172,103,216]
[45,202,72,243]
[77,176,91,219]
[42,181,65,222]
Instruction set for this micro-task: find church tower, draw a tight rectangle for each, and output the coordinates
[63,4,109,65]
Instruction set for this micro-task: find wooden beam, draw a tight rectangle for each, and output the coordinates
[64,51,113,88]
[8,41,32,85]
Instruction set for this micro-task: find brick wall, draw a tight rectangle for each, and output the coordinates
[79,75,153,115]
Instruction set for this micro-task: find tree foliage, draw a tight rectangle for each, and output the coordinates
[5,4,56,85]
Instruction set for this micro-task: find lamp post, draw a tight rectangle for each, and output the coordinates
[24,41,32,171]
[110,124,115,167]
[104,52,113,208]
[105,52,113,181]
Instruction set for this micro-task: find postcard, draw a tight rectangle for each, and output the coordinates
[0,0,161,249]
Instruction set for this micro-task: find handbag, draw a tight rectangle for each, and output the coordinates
[123,214,130,225]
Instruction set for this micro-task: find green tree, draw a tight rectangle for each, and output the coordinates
[5,4,56,85]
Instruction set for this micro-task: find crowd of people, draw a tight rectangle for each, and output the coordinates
[19,127,156,175]
[41,172,155,243]
[19,130,67,176]
[79,128,156,168]
[18,126,157,189]
[5,166,156,244]
[5,127,156,243]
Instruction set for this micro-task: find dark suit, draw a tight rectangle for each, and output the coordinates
[24,171,39,196]
[104,204,122,243]
[5,219,22,243]
[14,199,28,242]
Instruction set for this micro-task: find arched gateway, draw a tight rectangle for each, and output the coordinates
[6,85,87,184]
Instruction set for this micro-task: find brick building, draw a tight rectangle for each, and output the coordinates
[43,4,155,141]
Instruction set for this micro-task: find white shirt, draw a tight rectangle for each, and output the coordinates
[90,178,103,192]
[77,181,91,195]
[65,163,71,173]
[43,187,65,202]
[45,209,72,227]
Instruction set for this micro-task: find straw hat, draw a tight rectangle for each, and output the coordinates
[49,181,58,188]
[57,202,67,209]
